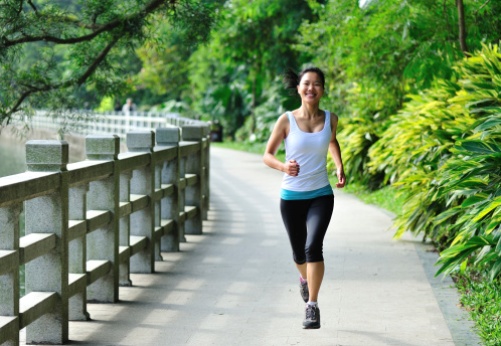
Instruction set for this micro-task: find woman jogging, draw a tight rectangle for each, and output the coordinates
[263,67,345,329]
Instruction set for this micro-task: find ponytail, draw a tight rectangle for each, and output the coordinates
[283,68,299,91]
[283,66,325,95]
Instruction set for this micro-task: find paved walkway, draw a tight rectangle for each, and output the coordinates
[23,147,480,345]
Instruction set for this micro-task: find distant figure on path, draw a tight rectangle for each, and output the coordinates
[263,67,345,329]
[114,100,122,112]
[122,98,136,114]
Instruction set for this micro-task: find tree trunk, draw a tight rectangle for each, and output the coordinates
[251,74,257,133]
[456,0,468,54]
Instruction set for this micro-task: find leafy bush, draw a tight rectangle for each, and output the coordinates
[368,80,475,241]
[435,116,501,279]
[335,115,381,187]
[370,43,501,278]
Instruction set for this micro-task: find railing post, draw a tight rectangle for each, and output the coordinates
[127,131,155,273]
[24,140,69,344]
[202,126,210,220]
[181,125,208,235]
[85,135,120,302]
[118,170,132,286]
[156,127,181,252]
[68,184,90,320]
[0,204,21,345]
[153,145,163,262]
[178,145,187,243]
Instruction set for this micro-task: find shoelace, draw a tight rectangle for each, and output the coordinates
[306,306,316,320]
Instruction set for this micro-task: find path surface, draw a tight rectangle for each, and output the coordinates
[22,147,480,345]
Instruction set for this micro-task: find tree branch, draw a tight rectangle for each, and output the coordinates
[75,36,120,85]
[477,0,491,12]
[443,0,451,35]
[1,0,186,123]
[27,0,38,13]
[456,0,468,54]
[3,36,121,119]
[3,0,169,47]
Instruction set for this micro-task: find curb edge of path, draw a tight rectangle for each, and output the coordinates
[414,242,483,346]
[356,200,482,346]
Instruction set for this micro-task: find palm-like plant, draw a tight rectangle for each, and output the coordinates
[370,43,501,278]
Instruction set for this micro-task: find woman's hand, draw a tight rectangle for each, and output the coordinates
[284,159,300,176]
[335,167,346,188]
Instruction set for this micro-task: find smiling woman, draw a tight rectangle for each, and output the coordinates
[262,66,346,330]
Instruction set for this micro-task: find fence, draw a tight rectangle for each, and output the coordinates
[29,110,208,138]
[0,124,209,345]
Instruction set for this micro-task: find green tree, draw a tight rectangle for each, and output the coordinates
[188,0,318,138]
[295,0,501,186]
[0,0,215,125]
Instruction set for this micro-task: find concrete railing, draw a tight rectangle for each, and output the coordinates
[0,124,209,345]
[29,110,208,138]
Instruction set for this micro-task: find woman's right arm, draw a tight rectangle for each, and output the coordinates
[263,114,299,176]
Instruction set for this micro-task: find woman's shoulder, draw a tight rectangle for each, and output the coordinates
[273,112,291,131]
[326,111,338,121]
[278,111,292,123]
[325,111,339,132]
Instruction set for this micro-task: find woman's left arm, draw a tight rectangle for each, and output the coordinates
[329,114,346,188]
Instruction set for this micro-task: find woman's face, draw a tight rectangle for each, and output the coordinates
[297,72,324,105]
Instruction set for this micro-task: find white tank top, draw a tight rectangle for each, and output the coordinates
[281,111,331,192]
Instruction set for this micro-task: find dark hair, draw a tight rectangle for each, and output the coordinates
[283,67,325,91]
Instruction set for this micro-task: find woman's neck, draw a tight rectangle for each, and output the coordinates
[299,103,321,119]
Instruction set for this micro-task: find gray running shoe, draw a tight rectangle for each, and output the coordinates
[303,304,320,329]
[299,280,309,303]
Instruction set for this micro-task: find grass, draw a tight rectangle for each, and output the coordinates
[333,180,407,216]
[214,140,499,345]
[211,141,266,155]
[454,271,501,346]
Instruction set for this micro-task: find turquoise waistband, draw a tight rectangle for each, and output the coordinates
[280,185,333,201]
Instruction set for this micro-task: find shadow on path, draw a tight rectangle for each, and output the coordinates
[22,147,480,346]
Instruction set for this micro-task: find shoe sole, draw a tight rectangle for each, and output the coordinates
[302,322,320,329]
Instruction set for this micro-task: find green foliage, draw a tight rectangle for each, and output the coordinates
[235,77,288,143]
[337,181,407,216]
[434,116,501,278]
[295,0,501,186]
[187,0,315,137]
[96,96,114,112]
[368,43,501,278]
[336,115,381,187]
[368,80,466,185]
[0,0,216,125]
[454,271,501,346]
[134,1,222,105]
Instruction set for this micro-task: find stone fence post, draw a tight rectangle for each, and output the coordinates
[156,128,181,252]
[68,178,89,321]
[0,121,212,345]
[0,203,21,345]
[203,126,210,221]
[85,135,121,302]
[24,140,69,344]
[182,125,208,235]
[127,131,155,273]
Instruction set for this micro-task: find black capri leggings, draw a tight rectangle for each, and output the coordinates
[280,195,334,264]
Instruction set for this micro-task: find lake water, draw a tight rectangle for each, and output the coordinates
[0,136,27,177]
[0,136,27,293]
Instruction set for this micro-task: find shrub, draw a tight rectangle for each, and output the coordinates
[370,43,501,278]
